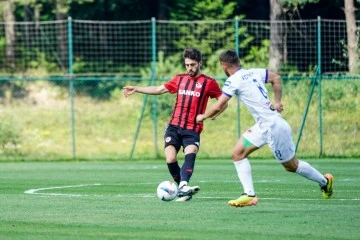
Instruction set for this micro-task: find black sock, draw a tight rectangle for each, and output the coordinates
[180,153,196,183]
[167,161,180,185]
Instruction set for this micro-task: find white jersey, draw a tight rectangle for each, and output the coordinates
[222,68,281,131]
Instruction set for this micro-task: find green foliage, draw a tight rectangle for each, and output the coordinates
[1,43,62,75]
[140,51,183,118]
[168,0,244,61]
[326,84,345,101]
[332,37,360,74]
[280,0,320,6]
[0,81,27,101]
[2,0,351,23]
[171,21,237,60]
[0,37,6,71]
[0,117,20,153]
[202,49,227,77]
[140,51,183,79]
[192,0,237,20]
[147,94,175,120]
[242,39,269,69]
[24,51,60,74]
[0,78,357,160]
[70,64,143,100]
[322,79,358,111]
[169,0,236,20]
[279,64,300,75]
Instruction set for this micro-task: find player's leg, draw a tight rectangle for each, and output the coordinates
[228,125,265,207]
[282,156,328,184]
[164,146,180,185]
[164,125,181,185]
[232,136,258,196]
[179,144,198,188]
[281,157,333,199]
[176,129,200,201]
[176,144,200,201]
[270,117,333,199]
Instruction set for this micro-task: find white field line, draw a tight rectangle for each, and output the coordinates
[23,183,360,201]
[24,183,102,197]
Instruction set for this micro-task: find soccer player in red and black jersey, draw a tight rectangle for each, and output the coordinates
[123,48,224,201]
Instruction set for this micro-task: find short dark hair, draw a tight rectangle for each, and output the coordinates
[183,48,202,62]
[219,50,240,65]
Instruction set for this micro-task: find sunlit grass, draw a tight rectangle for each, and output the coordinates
[0,79,358,160]
[0,159,358,239]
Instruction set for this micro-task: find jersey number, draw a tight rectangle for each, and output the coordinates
[275,150,283,160]
[253,79,268,99]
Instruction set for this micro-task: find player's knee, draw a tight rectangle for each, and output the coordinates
[165,156,177,163]
[282,157,298,172]
[165,157,177,164]
[231,150,247,161]
[284,165,297,172]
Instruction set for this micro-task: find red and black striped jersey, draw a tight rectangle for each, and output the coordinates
[164,73,222,133]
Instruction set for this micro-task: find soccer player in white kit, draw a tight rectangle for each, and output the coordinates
[196,50,333,207]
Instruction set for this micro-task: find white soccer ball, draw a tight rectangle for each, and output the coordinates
[156,181,178,202]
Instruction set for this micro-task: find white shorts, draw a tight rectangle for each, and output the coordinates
[243,117,295,163]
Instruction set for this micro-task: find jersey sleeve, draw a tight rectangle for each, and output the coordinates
[249,68,268,83]
[164,76,178,94]
[222,76,237,98]
[208,80,222,99]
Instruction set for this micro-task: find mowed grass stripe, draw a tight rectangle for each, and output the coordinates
[23,183,359,201]
[0,159,359,240]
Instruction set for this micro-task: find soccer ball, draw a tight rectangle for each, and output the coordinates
[156,181,178,202]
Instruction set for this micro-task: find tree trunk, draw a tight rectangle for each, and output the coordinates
[344,0,359,74]
[269,0,284,72]
[34,5,40,29]
[24,4,31,60]
[3,0,16,70]
[56,0,68,71]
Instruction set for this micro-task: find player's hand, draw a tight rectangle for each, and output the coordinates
[122,86,136,98]
[273,102,284,112]
[196,114,205,123]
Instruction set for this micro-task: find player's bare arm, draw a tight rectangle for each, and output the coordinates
[210,97,228,120]
[196,94,230,123]
[267,71,284,112]
[123,85,169,98]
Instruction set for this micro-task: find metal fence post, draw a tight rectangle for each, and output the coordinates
[295,68,320,153]
[129,18,157,160]
[317,16,323,156]
[151,17,159,157]
[68,16,76,159]
[234,17,241,139]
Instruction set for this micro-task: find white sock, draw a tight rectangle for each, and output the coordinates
[179,181,187,189]
[234,158,255,196]
[295,160,327,186]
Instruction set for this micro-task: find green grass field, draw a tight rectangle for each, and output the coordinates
[0,159,359,239]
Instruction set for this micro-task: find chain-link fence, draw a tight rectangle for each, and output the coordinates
[0,18,359,160]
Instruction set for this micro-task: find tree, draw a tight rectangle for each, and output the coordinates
[55,0,68,70]
[269,0,285,72]
[344,0,359,74]
[167,0,242,61]
[2,0,16,70]
[282,0,359,74]
[55,0,94,71]
[268,0,320,72]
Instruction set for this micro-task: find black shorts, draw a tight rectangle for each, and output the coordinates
[163,125,200,152]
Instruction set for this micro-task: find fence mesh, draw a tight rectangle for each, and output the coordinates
[1,18,358,76]
[0,18,359,160]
